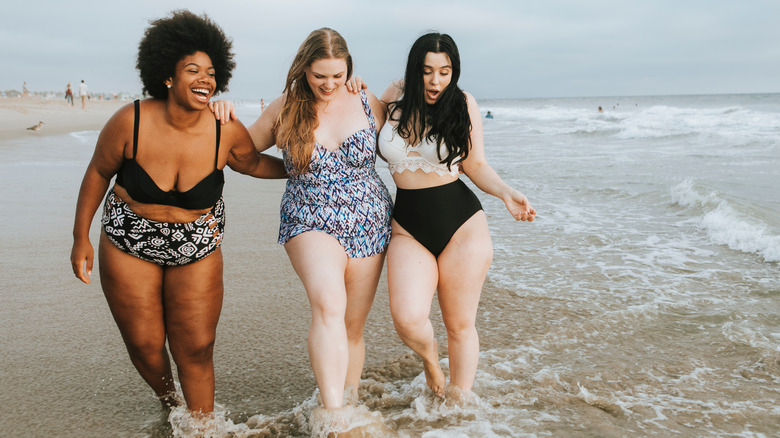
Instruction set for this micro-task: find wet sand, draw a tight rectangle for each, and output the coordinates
[0,96,412,436]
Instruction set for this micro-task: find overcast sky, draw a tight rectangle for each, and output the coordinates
[4,0,779,100]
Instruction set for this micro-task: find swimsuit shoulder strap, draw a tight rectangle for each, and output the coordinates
[214,119,221,170]
[359,90,376,132]
[132,99,140,159]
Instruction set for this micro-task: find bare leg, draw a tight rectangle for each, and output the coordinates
[343,253,384,397]
[98,234,176,406]
[163,249,224,414]
[437,212,492,393]
[285,232,350,409]
[387,221,445,397]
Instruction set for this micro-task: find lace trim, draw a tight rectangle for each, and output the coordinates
[388,157,459,177]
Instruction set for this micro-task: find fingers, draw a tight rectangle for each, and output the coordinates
[216,104,225,124]
[509,199,536,222]
[346,75,365,94]
[73,259,92,284]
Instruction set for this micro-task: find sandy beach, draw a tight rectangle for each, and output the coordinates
[2,93,778,437]
[0,96,126,141]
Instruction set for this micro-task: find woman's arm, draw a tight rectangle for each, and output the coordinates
[70,104,133,283]
[224,117,287,179]
[246,95,284,154]
[375,81,403,162]
[379,80,403,109]
[459,92,536,222]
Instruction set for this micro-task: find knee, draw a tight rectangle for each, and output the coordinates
[172,338,215,366]
[310,299,346,326]
[443,318,477,342]
[124,337,166,364]
[345,318,366,342]
[392,310,428,337]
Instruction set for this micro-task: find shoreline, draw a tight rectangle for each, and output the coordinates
[0,96,126,142]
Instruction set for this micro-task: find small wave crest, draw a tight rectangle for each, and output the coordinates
[671,179,780,262]
[69,130,99,142]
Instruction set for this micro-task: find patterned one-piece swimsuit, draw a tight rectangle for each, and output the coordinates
[278,90,393,258]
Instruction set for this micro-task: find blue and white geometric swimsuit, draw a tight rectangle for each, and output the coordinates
[278,90,393,258]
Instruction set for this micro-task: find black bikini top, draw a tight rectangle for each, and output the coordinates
[116,100,224,210]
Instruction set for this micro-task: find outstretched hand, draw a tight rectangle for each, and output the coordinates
[503,190,536,222]
[345,75,368,94]
[208,100,238,124]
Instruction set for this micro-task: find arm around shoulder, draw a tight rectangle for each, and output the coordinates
[247,95,284,154]
[224,117,287,179]
[380,80,404,107]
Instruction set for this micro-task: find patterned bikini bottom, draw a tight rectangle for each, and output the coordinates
[101,189,225,266]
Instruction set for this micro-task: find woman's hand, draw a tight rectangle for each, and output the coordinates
[208,100,238,124]
[346,75,367,94]
[70,238,94,284]
[503,190,536,222]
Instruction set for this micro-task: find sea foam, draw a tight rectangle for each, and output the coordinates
[671,179,780,262]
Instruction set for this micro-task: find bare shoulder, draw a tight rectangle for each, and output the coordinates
[362,88,379,103]
[104,100,135,126]
[218,115,249,139]
[463,91,478,107]
[99,100,138,139]
[268,94,285,110]
[463,91,482,118]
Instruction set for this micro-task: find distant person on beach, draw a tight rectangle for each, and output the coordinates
[70,10,286,417]
[78,80,89,109]
[598,106,603,113]
[485,110,493,119]
[211,28,392,414]
[260,98,265,112]
[65,82,74,106]
[372,33,535,399]
[23,82,29,97]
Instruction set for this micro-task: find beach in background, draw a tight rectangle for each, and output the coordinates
[1,93,778,437]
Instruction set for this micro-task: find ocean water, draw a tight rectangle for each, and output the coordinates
[1,93,778,437]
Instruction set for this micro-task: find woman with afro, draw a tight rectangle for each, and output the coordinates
[70,10,286,414]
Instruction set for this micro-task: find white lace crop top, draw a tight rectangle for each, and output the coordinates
[377,121,460,177]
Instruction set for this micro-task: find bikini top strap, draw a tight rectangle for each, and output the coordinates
[132,99,140,159]
[214,119,221,170]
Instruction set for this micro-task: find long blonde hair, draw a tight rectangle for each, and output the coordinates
[277,28,353,174]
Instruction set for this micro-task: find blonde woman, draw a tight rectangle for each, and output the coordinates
[217,28,392,410]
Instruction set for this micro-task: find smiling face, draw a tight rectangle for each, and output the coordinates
[304,57,348,103]
[166,51,216,107]
[422,52,452,105]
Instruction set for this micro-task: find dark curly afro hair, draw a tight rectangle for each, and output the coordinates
[136,10,236,99]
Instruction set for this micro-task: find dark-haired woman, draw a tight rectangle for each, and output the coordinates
[377,33,535,398]
[70,10,286,414]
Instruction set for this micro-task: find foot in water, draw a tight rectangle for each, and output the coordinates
[423,341,446,397]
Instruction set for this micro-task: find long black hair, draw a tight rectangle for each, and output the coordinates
[389,32,471,170]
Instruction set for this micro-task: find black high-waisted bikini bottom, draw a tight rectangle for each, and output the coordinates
[392,179,483,257]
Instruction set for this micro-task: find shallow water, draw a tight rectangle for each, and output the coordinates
[1,93,778,437]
